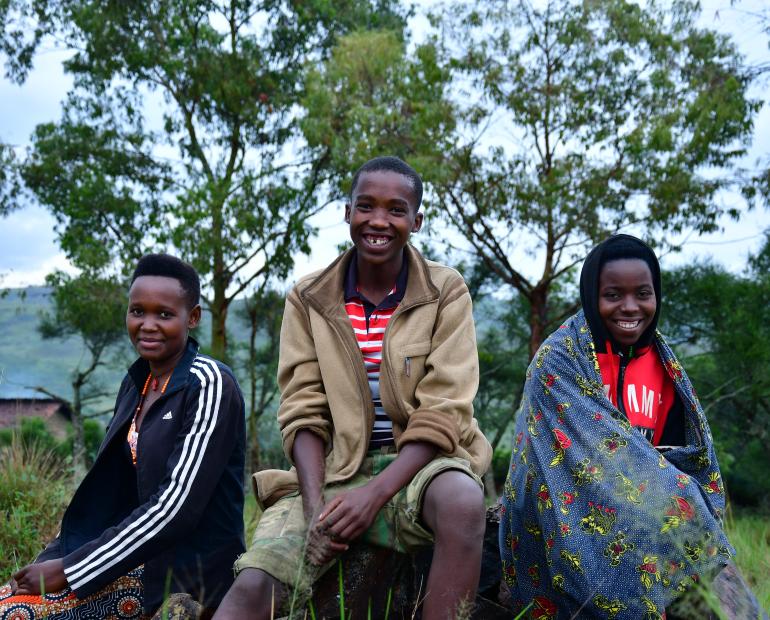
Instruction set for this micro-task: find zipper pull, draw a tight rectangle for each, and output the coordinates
[405,357,411,377]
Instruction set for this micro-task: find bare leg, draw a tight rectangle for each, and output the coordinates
[212,568,285,620]
[420,470,486,620]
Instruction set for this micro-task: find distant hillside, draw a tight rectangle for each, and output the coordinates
[0,285,503,421]
[0,287,256,417]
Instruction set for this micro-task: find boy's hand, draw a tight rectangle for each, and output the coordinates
[12,559,68,595]
[306,519,349,566]
[316,484,386,543]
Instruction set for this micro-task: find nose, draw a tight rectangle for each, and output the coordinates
[139,316,159,332]
[620,294,639,313]
[369,207,389,228]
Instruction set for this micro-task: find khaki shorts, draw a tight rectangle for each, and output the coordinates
[234,453,481,598]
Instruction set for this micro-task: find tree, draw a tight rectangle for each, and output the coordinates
[432,0,760,358]
[236,287,283,473]
[305,0,759,359]
[660,240,770,505]
[8,0,407,361]
[301,28,456,197]
[34,270,125,475]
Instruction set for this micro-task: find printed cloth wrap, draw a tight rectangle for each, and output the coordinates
[499,310,732,619]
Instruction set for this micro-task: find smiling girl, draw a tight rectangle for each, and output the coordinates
[0,254,246,619]
[499,234,731,619]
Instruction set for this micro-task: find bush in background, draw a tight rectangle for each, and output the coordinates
[0,417,104,472]
[0,438,72,577]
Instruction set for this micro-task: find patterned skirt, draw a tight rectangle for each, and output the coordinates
[0,567,144,620]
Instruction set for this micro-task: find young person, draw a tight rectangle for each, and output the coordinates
[215,156,492,620]
[499,234,731,619]
[0,254,246,618]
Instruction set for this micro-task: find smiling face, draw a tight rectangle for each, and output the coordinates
[598,258,657,352]
[127,275,201,373]
[344,170,423,268]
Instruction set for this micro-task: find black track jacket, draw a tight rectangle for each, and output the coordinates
[38,338,246,613]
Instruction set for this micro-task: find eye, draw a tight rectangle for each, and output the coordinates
[355,203,372,211]
[159,310,174,319]
[390,206,407,216]
[129,308,143,317]
[638,289,654,299]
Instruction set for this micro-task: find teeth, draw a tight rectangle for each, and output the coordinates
[618,321,640,329]
[367,236,388,246]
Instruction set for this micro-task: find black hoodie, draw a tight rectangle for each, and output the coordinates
[579,234,684,445]
[579,233,662,353]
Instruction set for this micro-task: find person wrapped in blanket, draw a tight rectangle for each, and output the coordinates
[499,234,732,619]
[0,254,246,619]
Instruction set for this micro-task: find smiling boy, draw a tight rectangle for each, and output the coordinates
[215,156,492,619]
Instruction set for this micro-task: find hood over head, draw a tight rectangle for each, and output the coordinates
[579,234,661,353]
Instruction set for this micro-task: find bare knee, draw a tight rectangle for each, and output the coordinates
[422,471,486,547]
[213,568,285,620]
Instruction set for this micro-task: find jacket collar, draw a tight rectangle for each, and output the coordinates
[302,243,440,317]
[127,336,201,395]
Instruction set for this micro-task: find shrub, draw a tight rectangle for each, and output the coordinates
[0,437,72,577]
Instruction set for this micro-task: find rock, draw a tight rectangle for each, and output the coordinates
[712,561,769,620]
[307,506,506,619]
[149,593,205,620]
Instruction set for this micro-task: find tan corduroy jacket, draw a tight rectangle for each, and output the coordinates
[252,245,492,508]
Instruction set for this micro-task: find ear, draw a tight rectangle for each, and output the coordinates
[344,203,351,224]
[412,211,424,233]
[187,304,202,329]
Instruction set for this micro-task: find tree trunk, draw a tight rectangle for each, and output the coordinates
[71,375,87,480]
[210,293,229,362]
[246,302,261,474]
[528,286,549,360]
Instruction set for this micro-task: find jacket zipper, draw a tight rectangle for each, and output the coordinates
[616,353,630,416]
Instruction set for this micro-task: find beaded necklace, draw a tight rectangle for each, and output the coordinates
[127,369,173,466]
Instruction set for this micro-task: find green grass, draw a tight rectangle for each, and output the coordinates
[725,508,770,613]
[0,439,72,577]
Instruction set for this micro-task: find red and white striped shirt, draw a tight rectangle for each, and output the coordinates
[344,252,408,450]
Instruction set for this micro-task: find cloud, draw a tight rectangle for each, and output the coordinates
[0,205,74,286]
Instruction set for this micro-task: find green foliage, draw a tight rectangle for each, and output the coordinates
[36,270,124,472]
[0,417,103,468]
[234,287,284,472]
[0,437,71,576]
[301,28,455,199]
[435,0,758,355]
[310,0,760,358]
[490,447,512,493]
[0,142,21,217]
[0,0,51,83]
[39,270,125,348]
[660,236,770,507]
[725,510,770,613]
[0,417,67,459]
[12,0,408,360]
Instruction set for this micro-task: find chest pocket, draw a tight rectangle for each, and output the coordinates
[400,340,432,379]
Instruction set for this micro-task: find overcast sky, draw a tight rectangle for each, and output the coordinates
[1,0,768,290]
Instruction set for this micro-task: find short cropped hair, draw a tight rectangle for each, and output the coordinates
[350,156,423,211]
[131,254,200,309]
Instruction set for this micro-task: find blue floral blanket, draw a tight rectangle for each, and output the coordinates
[499,310,731,619]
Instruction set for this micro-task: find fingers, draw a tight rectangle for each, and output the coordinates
[306,528,348,566]
[307,539,348,566]
[318,496,344,522]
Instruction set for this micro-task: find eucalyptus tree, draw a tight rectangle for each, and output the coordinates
[434,0,759,357]
[6,0,406,360]
[304,1,759,360]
